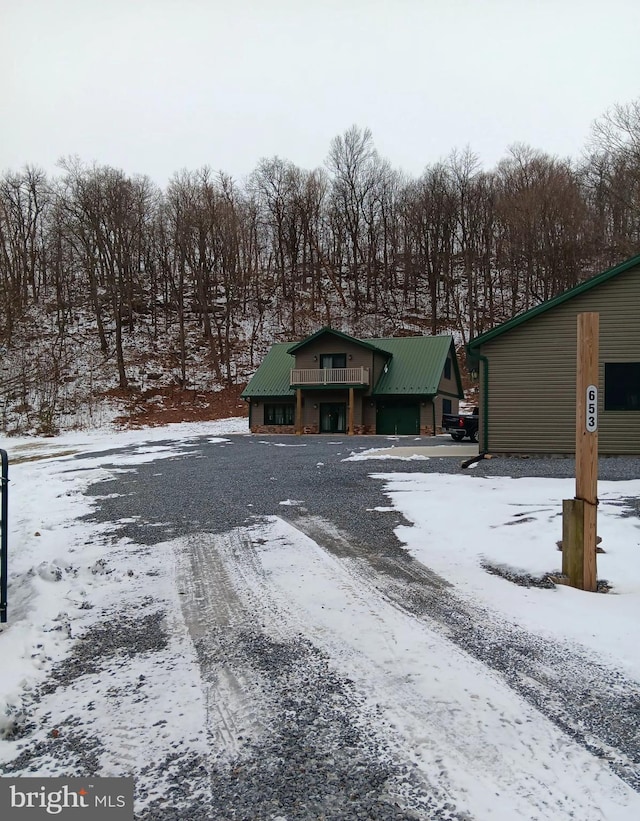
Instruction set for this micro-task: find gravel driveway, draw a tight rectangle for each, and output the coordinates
[82,433,640,546]
[69,434,640,818]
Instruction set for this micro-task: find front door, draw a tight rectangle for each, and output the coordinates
[320,403,347,433]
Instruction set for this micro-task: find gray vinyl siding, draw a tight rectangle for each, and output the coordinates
[437,354,461,424]
[363,399,376,431]
[422,398,436,432]
[433,394,459,427]
[370,349,389,392]
[479,265,640,454]
[437,365,459,396]
[250,400,265,427]
[294,339,386,396]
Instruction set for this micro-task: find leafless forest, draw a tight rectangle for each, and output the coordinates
[1,101,639,433]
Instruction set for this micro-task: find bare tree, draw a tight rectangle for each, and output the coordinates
[585,98,640,259]
[58,160,157,389]
[590,99,640,168]
[402,164,455,333]
[326,125,386,319]
[0,167,50,345]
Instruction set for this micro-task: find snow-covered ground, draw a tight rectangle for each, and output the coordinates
[374,471,640,678]
[1,424,639,819]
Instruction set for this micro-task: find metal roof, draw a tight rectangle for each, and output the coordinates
[241,333,462,399]
[241,343,295,397]
[468,252,640,352]
[369,336,461,396]
[286,326,391,356]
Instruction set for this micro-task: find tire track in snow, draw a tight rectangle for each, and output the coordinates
[177,528,462,819]
[287,512,640,795]
[176,530,271,758]
[228,515,638,821]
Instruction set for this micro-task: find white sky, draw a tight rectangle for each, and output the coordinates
[2,0,640,184]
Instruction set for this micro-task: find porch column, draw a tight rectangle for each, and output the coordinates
[295,388,303,435]
[348,387,354,435]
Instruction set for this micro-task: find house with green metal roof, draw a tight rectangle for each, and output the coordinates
[242,327,463,435]
[467,252,640,454]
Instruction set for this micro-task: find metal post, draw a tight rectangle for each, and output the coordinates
[0,449,8,623]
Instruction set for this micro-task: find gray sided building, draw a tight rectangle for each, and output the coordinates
[467,253,640,454]
[242,327,463,435]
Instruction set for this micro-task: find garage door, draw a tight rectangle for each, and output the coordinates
[376,401,420,434]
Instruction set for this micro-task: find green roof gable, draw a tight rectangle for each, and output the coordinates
[286,326,391,356]
[370,336,462,396]
[468,252,640,352]
[241,333,462,399]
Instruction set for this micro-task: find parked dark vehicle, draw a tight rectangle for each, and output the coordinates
[442,407,479,442]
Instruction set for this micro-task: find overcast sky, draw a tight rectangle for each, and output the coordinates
[2,0,640,185]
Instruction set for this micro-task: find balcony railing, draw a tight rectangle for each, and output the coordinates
[290,367,370,386]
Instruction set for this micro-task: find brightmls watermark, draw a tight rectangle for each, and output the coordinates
[0,778,134,819]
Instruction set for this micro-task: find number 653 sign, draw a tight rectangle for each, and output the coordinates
[586,385,598,432]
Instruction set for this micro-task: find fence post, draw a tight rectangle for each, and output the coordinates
[0,449,8,623]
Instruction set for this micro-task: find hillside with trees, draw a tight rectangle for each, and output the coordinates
[1,100,639,434]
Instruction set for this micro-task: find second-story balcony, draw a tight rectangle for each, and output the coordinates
[290,367,370,387]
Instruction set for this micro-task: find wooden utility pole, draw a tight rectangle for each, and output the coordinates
[562,312,599,591]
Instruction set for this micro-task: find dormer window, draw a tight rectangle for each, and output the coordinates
[320,353,347,369]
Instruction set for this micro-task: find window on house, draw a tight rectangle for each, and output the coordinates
[264,403,295,425]
[320,353,347,369]
[444,358,452,380]
[442,398,452,415]
[604,363,640,410]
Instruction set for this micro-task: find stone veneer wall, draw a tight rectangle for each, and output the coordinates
[354,424,373,434]
[250,424,442,435]
[250,425,296,434]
